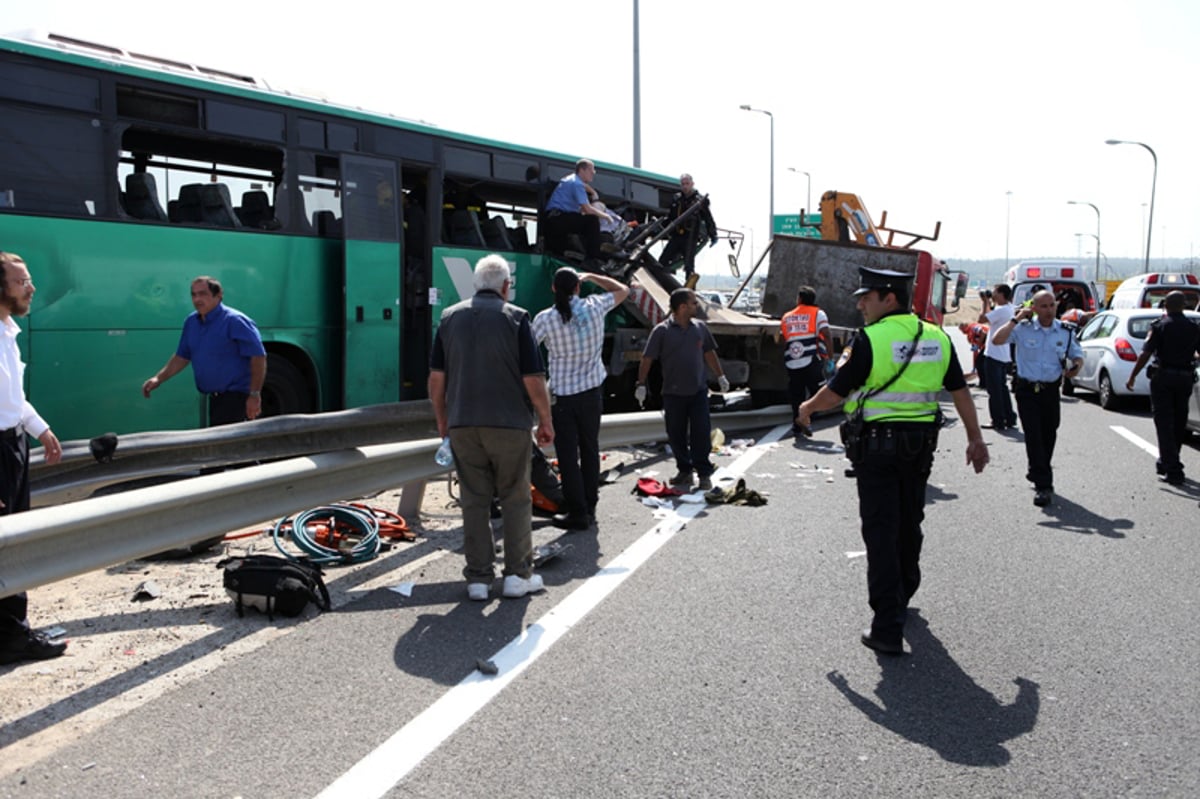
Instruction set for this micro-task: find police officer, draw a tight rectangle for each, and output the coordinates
[658,174,718,289]
[991,289,1083,507]
[797,267,989,655]
[782,285,830,437]
[1126,290,1200,485]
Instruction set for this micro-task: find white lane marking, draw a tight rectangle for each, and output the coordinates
[315,424,789,799]
[1110,425,1159,458]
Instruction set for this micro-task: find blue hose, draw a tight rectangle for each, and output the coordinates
[273,503,381,565]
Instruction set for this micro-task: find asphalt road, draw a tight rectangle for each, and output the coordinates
[4,380,1199,797]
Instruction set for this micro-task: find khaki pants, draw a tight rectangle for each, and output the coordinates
[449,426,534,582]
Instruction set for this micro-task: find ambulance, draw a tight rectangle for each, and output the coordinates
[1002,261,1102,312]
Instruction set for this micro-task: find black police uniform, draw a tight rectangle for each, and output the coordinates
[829,269,966,651]
[659,191,716,278]
[1142,312,1200,483]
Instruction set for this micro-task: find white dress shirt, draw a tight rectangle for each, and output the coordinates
[0,316,50,437]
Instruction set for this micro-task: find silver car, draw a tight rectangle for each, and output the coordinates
[1069,308,1200,410]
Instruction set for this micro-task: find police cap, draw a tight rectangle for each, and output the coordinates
[852,266,911,297]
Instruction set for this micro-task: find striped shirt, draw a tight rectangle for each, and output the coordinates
[532,292,617,396]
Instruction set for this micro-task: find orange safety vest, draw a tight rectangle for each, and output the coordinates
[780,304,826,368]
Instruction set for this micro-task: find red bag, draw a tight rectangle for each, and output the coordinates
[633,477,684,497]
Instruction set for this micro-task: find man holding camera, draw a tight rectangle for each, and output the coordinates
[797,267,988,655]
[978,284,1018,431]
[991,290,1083,507]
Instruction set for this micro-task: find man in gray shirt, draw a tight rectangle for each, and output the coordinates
[428,254,555,601]
[636,288,729,491]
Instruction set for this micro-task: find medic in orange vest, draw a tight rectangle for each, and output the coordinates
[781,285,830,437]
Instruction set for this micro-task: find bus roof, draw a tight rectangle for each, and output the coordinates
[0,29,675,184]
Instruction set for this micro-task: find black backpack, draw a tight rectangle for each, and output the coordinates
[217,555,331,620]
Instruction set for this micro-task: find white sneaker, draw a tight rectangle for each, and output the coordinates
[467,582,489,601]
[501,573,545,598]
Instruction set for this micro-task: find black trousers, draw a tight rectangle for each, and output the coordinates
[209,392,248,426]
[787,361,824,426]
[1150,372,1193,478]
[551,386,603,516]
[543,212,601,260]
[0,431,32,637]
[854,425,937,645]
[1014,382,1061,490]
[983,356,1016,428]
[660,229,700,276]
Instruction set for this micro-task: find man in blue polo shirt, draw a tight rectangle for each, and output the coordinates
[542,158,609,267]
[142,276,267,426]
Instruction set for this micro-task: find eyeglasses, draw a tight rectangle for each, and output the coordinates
[9,278,32,288]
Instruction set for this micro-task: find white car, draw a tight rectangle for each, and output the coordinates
[1069,308,1200,410]
[1188,364,1200,436]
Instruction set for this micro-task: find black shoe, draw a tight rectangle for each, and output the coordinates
[0,630,67,665]
[1160,474,1185,486]
[860,629,904,655]
[1155,461,1167,476]
[551,512,591,531]
[1033,489,1053,507]
[697,474,713,491]
[669,470,694,488]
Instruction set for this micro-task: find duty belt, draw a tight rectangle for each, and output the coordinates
[1013,376,1061,393]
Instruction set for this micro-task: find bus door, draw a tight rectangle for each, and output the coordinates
[340,155,402,407]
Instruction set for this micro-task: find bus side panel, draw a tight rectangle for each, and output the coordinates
[1,215,340,439]
[428,246,558,332]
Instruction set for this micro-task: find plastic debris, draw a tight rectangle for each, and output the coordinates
[130,580,162,602]
[476,658,499,675]
[387,582,415,597]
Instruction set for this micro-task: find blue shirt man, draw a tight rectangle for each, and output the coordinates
[142,276,267,426]
[542,159,606,263]
[991,289,1083,506]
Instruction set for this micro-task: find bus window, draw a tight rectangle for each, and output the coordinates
[117,129,281,229]
[299,155,342,237]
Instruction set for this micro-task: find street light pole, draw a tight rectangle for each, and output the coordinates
[1067,200,1101,284]
[740,105,774,241]
[787,167,811,218]
[1106,139,1157,273]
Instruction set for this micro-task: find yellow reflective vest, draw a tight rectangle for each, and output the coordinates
[844,314,951,423]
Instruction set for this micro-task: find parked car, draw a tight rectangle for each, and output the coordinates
[1107,272,1200,310]
[1068,308,1200,410]
[1188,364,1200,437]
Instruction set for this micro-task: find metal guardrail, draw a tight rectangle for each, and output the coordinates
[31,401,439,507]
[1,407,792,598]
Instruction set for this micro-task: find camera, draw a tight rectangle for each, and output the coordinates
[979,289,992,299]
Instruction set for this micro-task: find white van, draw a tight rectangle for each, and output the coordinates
[1107,272,1200,310]
[1002,260,1102,312]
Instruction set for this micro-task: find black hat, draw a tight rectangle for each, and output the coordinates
[852,267,911,296]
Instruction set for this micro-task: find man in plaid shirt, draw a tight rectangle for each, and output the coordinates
[532,268,631,530]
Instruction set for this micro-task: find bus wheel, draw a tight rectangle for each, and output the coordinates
[263,354,314,417]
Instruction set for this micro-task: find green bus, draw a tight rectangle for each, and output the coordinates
[0,31,682,441]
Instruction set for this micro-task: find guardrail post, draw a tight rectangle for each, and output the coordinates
[396,477,429,520]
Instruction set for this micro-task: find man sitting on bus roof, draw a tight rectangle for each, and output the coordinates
[542,159,609,268]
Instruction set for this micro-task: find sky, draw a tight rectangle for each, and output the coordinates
[5,0,1198,277]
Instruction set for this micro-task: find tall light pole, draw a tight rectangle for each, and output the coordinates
[1005,190,1013,270]
[1106,139,1157,273]
[632,0,641,167]
[1067,200,1101,284]
[787,167,811,218]
[740,105,774,241]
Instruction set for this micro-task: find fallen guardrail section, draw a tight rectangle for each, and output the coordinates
[1,407,791,598]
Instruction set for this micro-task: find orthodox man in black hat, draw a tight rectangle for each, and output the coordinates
[797,266,989,655]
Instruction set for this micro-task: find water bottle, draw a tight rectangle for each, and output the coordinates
[434,437,454,467]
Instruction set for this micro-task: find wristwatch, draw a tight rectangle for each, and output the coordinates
[248,390,262,398]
